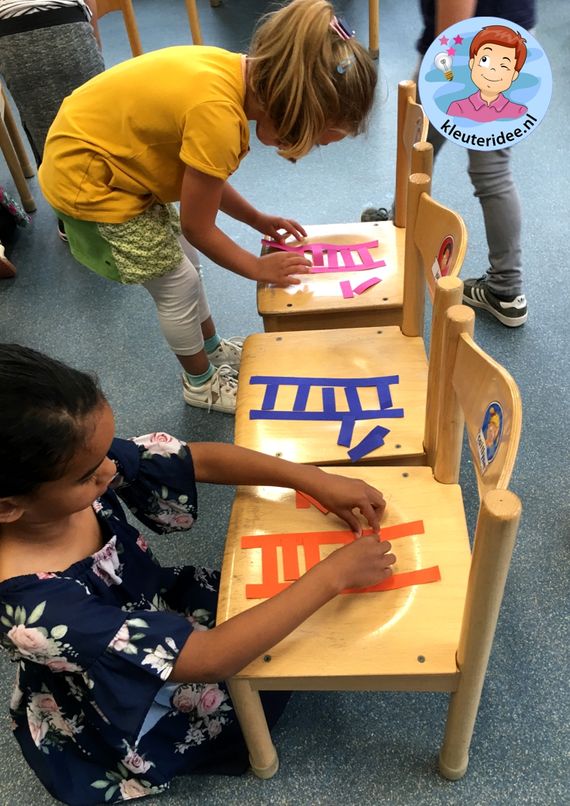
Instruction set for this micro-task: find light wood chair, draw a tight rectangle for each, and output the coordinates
[257,82,429,333]
[97,0,143,56]
[219,302,522,781]
[0,84,36,213]
[235,172,466,466]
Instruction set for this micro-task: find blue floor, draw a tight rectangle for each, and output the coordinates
[1,1,568,803]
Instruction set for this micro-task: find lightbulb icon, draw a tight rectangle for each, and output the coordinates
[434,51,454,81]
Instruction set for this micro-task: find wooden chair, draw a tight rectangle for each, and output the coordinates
[0,84,36,213]
[235,172,466,466]
[218,302,522,781]
[97,0,143,56]
[257,82,429,333]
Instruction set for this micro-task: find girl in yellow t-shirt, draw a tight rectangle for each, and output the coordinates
[39,0,377,414]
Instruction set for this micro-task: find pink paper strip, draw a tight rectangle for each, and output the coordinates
[352,277,381,295]
[260,239,386,273]
[340,280,354,299]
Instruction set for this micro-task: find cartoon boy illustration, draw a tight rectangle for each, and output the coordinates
[447,25,528,122]
[483,405,502,457]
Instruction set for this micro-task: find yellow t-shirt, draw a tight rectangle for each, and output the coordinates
[39,46,250,222]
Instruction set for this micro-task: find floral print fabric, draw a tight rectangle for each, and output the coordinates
[0,434,248,804]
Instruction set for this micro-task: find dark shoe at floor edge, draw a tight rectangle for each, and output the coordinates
[462,277,527,327]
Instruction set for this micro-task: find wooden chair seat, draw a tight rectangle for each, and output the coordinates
[258,222,405,332]
[219,465,470,687]
[235,324,428,465]
[257,82,429,333]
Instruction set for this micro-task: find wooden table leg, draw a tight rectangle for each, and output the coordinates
[226,678,279,779]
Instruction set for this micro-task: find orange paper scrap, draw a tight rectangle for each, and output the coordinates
[295,490,329,514]
[241,521,437,599]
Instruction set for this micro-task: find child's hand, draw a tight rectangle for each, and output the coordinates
[257,252,312,287]
[303,473,386,535]
[325,534,396,591]
[254,213,307,242]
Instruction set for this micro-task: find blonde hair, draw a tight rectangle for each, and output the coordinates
[248,0,377,160]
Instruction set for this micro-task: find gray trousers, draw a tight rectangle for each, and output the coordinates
[0,21,104,164]
[428,123,523,297]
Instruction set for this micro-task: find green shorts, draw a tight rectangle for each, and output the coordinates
[55,203,184,285]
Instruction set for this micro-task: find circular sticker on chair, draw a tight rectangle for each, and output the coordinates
[431,235,454,280]
[418,17,552,150]
[476,402,504,473]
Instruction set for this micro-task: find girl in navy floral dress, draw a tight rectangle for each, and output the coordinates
[0,344,395,805]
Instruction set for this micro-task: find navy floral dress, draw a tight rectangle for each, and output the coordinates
[0,433,286,805]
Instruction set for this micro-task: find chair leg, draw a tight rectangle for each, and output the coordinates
[439,490,521,779]
[2,99,35,177]
[185,0,203,44]
[121,0,143,57]
[368,0,379,59]
[0,120,36,212]
[226,678,279,779]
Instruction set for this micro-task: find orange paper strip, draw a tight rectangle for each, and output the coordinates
[241,522,431,599]
[295,490,329,514]
[343,566,441,594]
[295,491,311,509]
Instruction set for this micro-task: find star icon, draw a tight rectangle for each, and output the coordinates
[454,34,464,45]
[447,47,456,56]
[439,35,449,45]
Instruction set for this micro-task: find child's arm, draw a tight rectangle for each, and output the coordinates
[169,531,395,683]
[219,182,307,243]
[179,166,311,287]
[189,442,385,536]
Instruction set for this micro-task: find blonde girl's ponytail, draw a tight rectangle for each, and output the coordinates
[248,0,377,160]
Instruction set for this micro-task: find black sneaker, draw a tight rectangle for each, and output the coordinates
[360,206,390,223]
[463,277,527,327]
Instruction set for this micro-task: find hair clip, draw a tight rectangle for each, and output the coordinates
[336,57,354,74]
[330,15,354,41]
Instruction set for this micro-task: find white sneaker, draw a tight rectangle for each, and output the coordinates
[182,364,238,414]
[207,337,244,372]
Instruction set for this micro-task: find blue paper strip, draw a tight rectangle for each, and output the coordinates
[322,387,336,413]
[250,409,404,421]
[293,384,310,412]
[376,379,394,410]
[347,425,391,462]
[261,384,278,411]
[250,375,399,388]
[345,385,362,413]
[337,417,356,447]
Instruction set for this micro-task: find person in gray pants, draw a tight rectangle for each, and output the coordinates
[363,0,534,327]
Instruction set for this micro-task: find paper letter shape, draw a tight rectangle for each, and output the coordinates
[261,238,387,273]
[250,374,404,459]
[241,521,440,599]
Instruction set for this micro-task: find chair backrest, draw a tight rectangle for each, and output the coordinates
[433,305,522,496]
[97,0,142,56]
[393,81,429,228]
[402,171,468,338]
